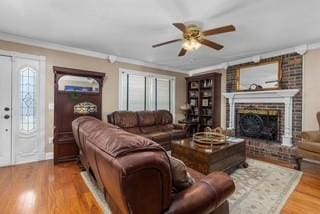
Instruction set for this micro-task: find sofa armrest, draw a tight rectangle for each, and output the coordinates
[166,172,235,214]
[173,123,187,130]
[301,131,320,143]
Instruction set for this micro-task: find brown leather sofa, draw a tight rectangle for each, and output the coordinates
[297,112,320,169]
[72,116,235,214]
[107,110,187,150]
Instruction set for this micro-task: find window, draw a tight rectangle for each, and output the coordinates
[20,67,36,132]
[128,75,145,111]
[119,69,175,115]
[157,78,171,110]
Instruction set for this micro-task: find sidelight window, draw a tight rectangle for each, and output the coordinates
[20,67,36,132]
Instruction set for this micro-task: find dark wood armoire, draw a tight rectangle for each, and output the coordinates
[185,73,221,133]
[53,66,105,164]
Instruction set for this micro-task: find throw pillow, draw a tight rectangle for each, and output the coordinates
[169,156,195,191]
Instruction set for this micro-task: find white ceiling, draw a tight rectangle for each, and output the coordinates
[0,0,320,72]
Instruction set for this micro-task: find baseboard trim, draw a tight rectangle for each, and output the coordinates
[303,158,320,164]
[45,152,53,160]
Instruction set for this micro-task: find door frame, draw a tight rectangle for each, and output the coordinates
[0,49,46,165]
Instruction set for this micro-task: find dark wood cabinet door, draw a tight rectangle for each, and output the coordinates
[53,66,105,164]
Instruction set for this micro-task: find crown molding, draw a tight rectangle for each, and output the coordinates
[0,32,188,74]
[1,31,320,76]
[116,56,186,74]
[188,42,320,76]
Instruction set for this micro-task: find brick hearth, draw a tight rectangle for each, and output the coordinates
[245,138,297,165]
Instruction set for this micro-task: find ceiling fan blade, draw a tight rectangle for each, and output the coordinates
[178,48,187,56]
[173,23,186,33]
[198,39,224,50]
[202,25,236,36]
[152,39,182,48]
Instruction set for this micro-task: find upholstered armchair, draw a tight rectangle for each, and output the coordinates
[297,112,320,169]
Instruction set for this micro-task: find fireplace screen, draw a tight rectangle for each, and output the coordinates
[238,108,279,141]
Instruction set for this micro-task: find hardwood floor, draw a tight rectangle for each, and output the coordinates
[0,160,102,214]
[282,163,320,214]
[0,159,319,214]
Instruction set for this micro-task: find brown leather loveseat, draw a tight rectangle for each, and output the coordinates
[108,110,187,150]
[72,116,235,214]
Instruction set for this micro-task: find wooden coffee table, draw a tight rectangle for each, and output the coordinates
[171,138,248,175]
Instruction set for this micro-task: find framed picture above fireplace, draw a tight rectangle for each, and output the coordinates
[236,59,282,91]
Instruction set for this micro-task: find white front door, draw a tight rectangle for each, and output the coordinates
[0,54,45,167]
[0,56,12,167]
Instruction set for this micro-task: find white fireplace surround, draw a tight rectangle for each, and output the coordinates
[223,89,299,147]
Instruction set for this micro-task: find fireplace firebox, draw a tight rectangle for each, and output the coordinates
[236,108,280,142]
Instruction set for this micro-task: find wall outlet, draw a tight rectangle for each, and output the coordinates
[48,137,53,144]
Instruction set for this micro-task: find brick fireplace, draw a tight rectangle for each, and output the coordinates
[223,53,303,164]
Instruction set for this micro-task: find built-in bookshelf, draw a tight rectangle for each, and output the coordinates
[185,73,221,132]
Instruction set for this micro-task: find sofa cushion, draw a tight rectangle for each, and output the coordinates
[75,117,118,150]
[150,131,171,143]
[160,124,174,131]
[298,141,320,153]
[72,116,99,149]
[87,124,163,158]
[155,110,173,125]
[137,111,156,126]
[169,156,195,191]
[141,125,160,134]
[298,148,320,162]
[140,133,155,140]
[113,111,138,128]
[123,127,141,134]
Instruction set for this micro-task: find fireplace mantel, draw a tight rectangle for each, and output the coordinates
[223,89,299,147]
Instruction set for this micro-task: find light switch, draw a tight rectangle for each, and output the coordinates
[48,103,54,111]
[48,137,53,144]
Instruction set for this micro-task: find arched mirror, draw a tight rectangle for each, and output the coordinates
[58,75,99,93]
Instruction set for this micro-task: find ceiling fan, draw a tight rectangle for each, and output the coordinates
[152,23,236,56]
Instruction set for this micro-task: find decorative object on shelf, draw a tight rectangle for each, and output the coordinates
[202,91,211,97]
[202,99,209,107]
[249,83,263,91]
[192,107,199,115]
[180,103,191,121]
[190,81,199,89]
[190,99,197,106]
[265,79,283,88]
[202,79,213,88]
[193,127,227,149]
[189,90,198,97]
[74,102,97,114]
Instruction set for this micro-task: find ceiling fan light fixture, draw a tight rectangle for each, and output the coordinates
[152,23,235,56]
[182,38,201,51]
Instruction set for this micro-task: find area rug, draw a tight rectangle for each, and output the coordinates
[228,159,302,214]
[81,158,302,214]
